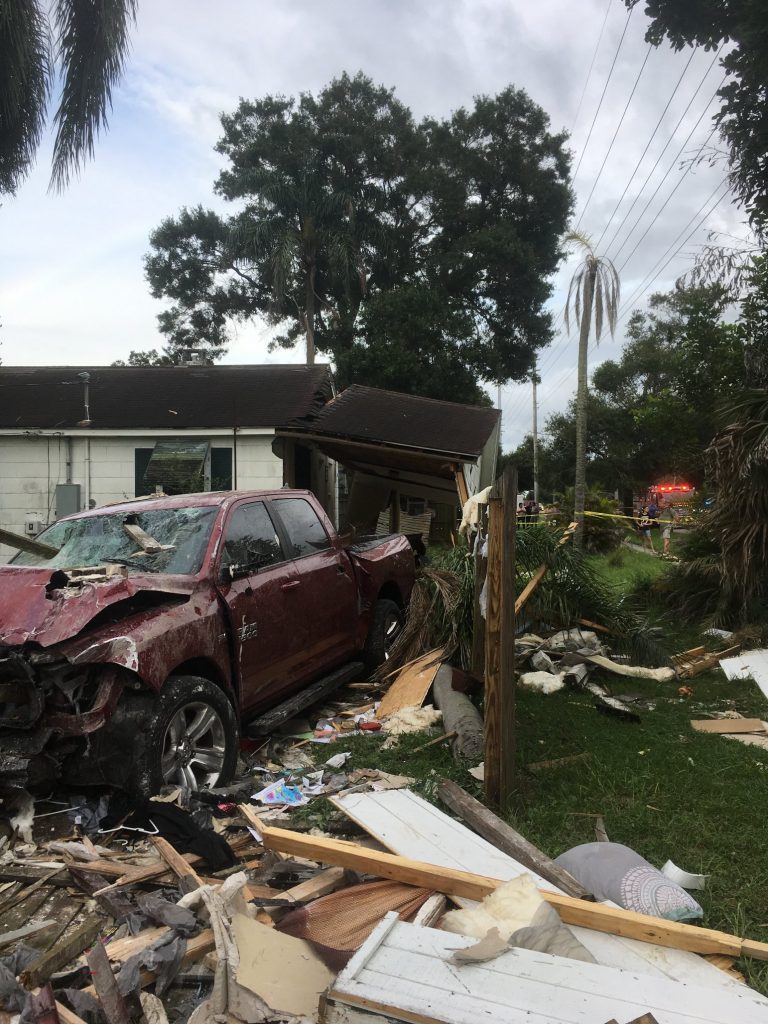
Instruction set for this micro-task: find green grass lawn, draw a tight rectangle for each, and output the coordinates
[296,545,768,991]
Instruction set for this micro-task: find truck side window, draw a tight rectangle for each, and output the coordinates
[222,502,283,570]
[274,498,331,558]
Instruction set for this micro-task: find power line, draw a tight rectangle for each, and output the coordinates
[616,121,719,274]
[539,48,719,382]
[594,47,698,250]
[537,182,728,411]
[617,179,729,319]
[571,0,613,133]
[572,2,635,183]
[604,63,725,259]
[575,44,653,230]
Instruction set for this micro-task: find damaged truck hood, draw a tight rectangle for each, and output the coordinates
[0,566,195,647]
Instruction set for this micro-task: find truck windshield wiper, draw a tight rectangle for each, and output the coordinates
[107,557,156,571]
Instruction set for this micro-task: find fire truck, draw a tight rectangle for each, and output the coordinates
[647,481,695,509]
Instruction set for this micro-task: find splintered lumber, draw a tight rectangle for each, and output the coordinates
[376,650,444,720]
[436,779,592,900]
[151,837,203,893]
[514,521,576,616]
[122,522,164,553]
[68,868,134,922]
[86,941,131,1024]
[276,866,346,904]
[672,644,741,679]
[27,984,61,1024]
[80,930,215,1000]
[20,916,104,988]
[240,809,768,962]
[0,920,56,950]
[0,527,59,558]
[527,751,592,772]
[54,1003,88,1024]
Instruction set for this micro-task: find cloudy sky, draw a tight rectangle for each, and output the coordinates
[0,0,750,448]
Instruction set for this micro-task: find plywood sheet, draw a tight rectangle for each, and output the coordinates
[691,719,768,734]
[376,650,443,719]
[327,914,768,1024]
[331,789,764,997]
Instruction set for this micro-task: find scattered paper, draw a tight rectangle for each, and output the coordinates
[251,780,309,807]
[662,860,708,891]
[325,752,351,770]
[469,763,485,782]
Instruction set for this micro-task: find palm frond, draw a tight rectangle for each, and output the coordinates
[50,0,137,190]
[0,0,51,194]
[594,266,604,341]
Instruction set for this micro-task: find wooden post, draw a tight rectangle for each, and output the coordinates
[471,540,487,677]
[484,463,516,807]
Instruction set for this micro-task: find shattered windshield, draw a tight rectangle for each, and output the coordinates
[10,506,218,575]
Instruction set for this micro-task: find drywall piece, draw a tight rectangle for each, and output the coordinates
[325,914,768,1024]
[720,651,768,699]
[377,650,443,719]
[691,719,767,734]
[330,789,764,997]
[231,914,333,1017]
[662,861,708,891]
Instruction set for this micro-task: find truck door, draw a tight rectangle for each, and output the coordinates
[269,495,359,675]
[215,500,305,714]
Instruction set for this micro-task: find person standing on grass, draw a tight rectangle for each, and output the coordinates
[637,506,655,552]
[661,506,676,554]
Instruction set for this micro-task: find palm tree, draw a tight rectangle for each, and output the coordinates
[1,0,136,194]
[564,232,620,548]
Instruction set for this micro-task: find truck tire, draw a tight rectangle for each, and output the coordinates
[125,676,239,795]
[363,598,404,669]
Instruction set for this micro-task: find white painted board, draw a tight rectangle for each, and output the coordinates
[332,789,763,997]
[327,914,768,1024]
[720,650,768,699]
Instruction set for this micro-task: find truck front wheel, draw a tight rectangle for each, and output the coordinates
[127,676,239,795]
[363,598,404,668]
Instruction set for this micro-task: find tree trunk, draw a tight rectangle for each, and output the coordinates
[574,267,595,550]
[304,266,316,365]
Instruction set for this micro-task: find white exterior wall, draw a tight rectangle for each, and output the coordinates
[0,431,283,563]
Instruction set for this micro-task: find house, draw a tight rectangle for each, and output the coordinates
[0,364,333,561]
[0,365,500,561]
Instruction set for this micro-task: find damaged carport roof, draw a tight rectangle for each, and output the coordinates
[281,384,500,461]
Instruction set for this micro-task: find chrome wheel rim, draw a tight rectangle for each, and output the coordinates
[383,609,403,658]
[161,702,227,791]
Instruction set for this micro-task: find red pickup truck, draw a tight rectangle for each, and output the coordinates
[0,490,415,793]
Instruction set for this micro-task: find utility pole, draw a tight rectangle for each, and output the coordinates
[531,360,540,506]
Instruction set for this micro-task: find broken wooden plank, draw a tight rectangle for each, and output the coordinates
[0,527,59,558]
[53,1003,88,1024]
[86,940,131,1024]
[26,984,61,1024]
[436,779,592,900]
[80,930,215,999]
[67,868,134,922]
[412,730,458,754]
[412,893,447,927]
[122,522,164,553]
[0,920,56,950]
[673,644,741,679]
[514,521,576,616]
[240,808,768,962]
[151,837,203,894]
[376,651,444,720]
[20,916,104,988]
[277,866,346,905]
[527,751,592,771]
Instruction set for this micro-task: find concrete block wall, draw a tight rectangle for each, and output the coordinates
[0,432,283,563]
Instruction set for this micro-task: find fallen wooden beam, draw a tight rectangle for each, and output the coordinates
[515,522,576,616]
[20,916,104,988]
[0,527,59,558]
[86,941,131,1024]
[527,751,592,772]
[151,837,203,894]
[436,779,592,900]
[80,930,214,1000]
[239,807,768,962]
